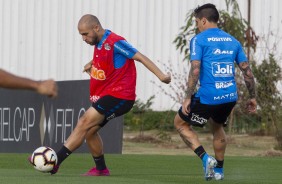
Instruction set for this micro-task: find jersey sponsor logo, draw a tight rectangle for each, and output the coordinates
[191,37,197,55]
[215,80,234,89]
[106,113,116,121]
[214,92,237,101]
[114,44,130,56]
[90,95,100,102]
[91,66,106,80]
[97,104,105,110]
[212,62,233,77]
[207,37,232,42]
[213,48,234,55]
[191,113,207,125]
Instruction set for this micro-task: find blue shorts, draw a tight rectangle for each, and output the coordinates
[178,96,236,127]
[92,95,134,127]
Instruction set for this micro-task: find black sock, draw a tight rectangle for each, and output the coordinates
[93,155,107,170]
[216,159,224,168]
[56,146,72,165]
[194,145,206,160]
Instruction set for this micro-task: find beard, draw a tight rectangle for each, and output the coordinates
[88,37,99,46]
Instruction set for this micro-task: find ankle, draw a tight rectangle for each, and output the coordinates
[56,146,72,165]
[93,155,107,170]
[214,167,223,173]
[194,145,207,160]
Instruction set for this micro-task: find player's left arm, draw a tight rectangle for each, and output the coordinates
[132,52,171,84]
[238,62,256,98]
[238,61,257,113]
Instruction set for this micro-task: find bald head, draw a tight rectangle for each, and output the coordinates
[78,14,101,29]
[78,14,105,46]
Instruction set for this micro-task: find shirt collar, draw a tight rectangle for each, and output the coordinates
[96,29,111,49]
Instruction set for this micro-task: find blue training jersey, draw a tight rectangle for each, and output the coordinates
[97,29,138,69]
[190,28,247,105]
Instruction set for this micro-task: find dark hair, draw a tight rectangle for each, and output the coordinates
[194,3,219,23]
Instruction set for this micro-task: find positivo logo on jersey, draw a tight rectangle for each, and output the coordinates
[213,49,234,55]
[207,37,232,42]
[212,62,234,77]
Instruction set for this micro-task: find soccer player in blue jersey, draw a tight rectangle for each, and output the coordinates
[174,3,257,181]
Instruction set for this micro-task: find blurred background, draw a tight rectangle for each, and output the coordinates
[1,0,281,111]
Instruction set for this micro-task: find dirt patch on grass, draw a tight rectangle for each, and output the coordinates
[125,135,163,144]
[260,149,282,157]
[123,130,281,156]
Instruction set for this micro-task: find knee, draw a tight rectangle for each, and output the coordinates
[211,123,225,135]
[213,129,226,140]
[174,116,179,129]
[85,131,94,140]
[76,115,91,131]
[174,114,184,130]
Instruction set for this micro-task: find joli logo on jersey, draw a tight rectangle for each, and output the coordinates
[212,62,233,77]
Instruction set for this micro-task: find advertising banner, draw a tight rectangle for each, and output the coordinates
[0,80,123,153]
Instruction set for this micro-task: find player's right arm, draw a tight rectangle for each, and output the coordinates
[181,60,201,115]
[114,39,171,84]
[238,62,257,113]
[181,36,201,115]
[83,60,93,75]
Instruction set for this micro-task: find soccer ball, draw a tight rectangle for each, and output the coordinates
[31,146,58,172]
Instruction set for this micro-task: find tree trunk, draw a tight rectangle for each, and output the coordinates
[228,109,234,138]
[271,114,282,150]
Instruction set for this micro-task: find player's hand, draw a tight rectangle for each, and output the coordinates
[246,98,257,113]
[182,98,191,115]
[37,80,58,98]
[160,73,171,84]
[83,61,92,75]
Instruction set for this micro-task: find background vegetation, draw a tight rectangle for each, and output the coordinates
[126,0,282,150]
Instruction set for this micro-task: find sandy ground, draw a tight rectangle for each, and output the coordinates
[122,130,282,156]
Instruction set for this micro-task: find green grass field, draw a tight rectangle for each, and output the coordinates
[1,153,281,184]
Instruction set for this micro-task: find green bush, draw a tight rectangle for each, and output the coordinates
[124,109,262,134]
[231,112,261,134]
[124,110,176,131]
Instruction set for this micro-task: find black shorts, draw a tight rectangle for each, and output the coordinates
[92,95,135,127]
[178,96,236,127]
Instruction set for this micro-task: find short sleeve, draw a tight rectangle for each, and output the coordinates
[190,36,202,62]
[235,42,248,64]
[114,40,138,59]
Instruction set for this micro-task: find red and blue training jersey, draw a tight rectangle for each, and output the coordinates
[89,30,138,102]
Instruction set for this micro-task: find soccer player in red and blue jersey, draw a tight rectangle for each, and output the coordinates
[49,14,171,176]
